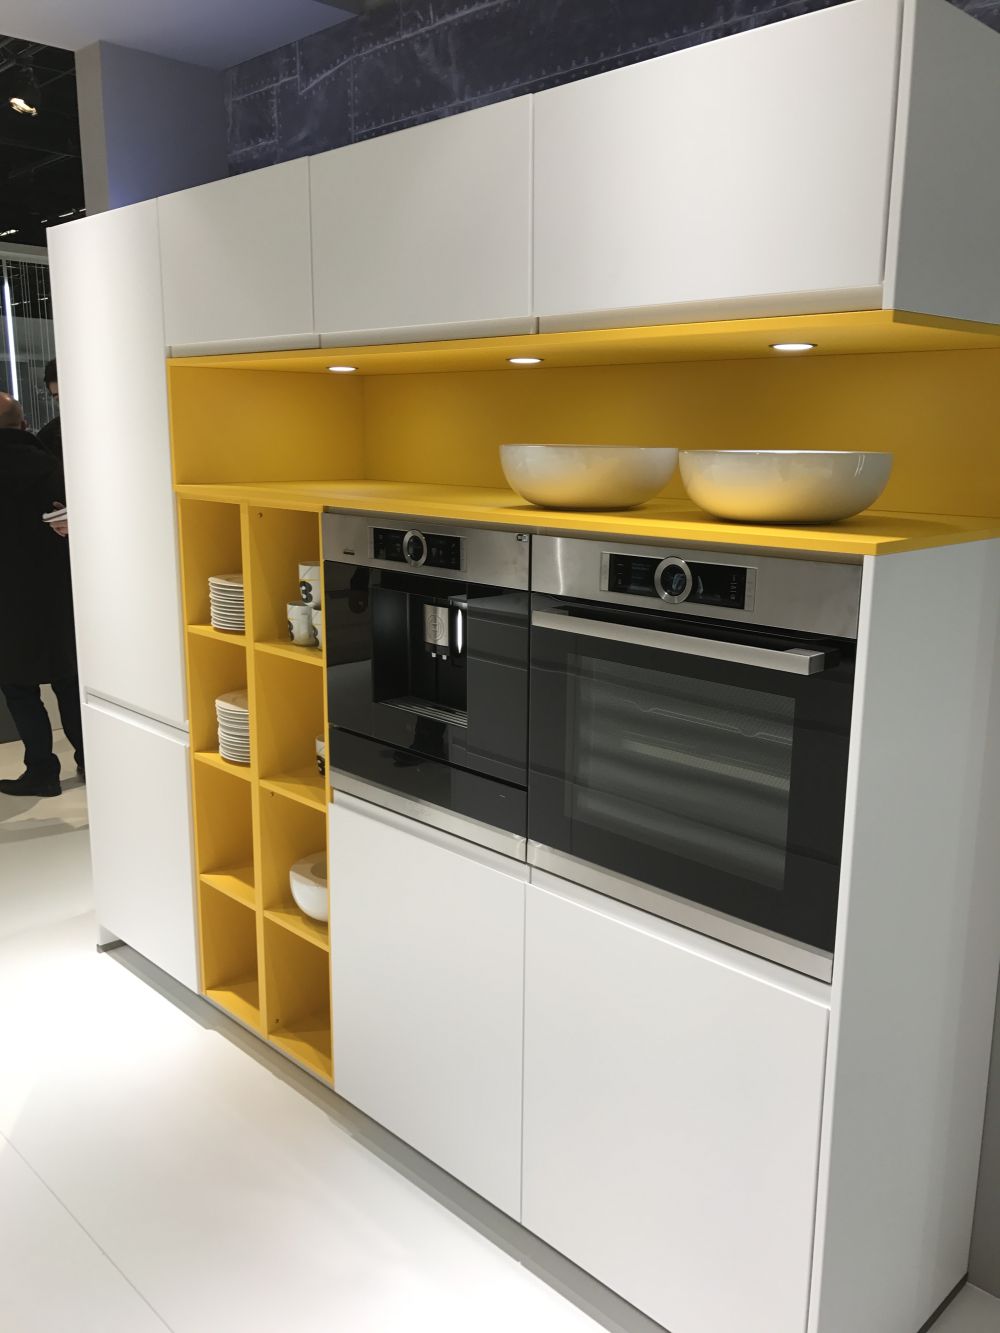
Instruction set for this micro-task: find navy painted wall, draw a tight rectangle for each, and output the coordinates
[225,0,1000,173]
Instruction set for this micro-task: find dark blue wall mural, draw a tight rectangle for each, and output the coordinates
[226,0,1000,173]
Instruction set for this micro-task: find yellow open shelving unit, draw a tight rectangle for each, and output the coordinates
[177,495,332,1082]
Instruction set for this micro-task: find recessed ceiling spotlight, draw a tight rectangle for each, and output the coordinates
[327,364,357,373]
[8,60,41,117]
[508,356,543,365]
[770,342,816,353]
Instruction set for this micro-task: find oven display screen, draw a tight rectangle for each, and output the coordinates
[607,554,749,608]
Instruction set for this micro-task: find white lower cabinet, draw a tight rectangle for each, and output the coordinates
[522,872,830,1333]
[329,794,526,1217]
[84,698,198,992]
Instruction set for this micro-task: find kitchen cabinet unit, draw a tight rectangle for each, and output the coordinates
[330,794,526,1218]
[534,0,1000,330]
[158,160,314,354]
[48,202,187,729]
[522,872,830,1333]
[311,99,533,346]
[83,698,197,992]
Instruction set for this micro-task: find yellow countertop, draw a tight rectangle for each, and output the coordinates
[174,480,1000,558]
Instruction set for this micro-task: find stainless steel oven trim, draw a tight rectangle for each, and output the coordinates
[528,841,834,984]
[323,511,531,588]
[331,769,527,861]
[531,608,834,674]
[536,533,861,639]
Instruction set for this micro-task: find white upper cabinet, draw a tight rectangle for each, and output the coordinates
[48,203,187,728]
[158,159,314,352]
[311,98,533,344]
[522,873,830,1333]
[534,0,901,328]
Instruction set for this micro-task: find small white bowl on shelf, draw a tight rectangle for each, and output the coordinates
[500,444,677,511]
[289,852,328,922]
[678,450,893,524]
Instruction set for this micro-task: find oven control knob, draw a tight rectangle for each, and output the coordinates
[654,557,693,603]
[403,530,428,566]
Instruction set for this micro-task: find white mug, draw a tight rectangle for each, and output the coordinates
[287,602,314,646]
[299,562,321,609]
[311,606,322,647]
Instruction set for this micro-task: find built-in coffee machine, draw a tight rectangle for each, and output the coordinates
[322,512,531,856]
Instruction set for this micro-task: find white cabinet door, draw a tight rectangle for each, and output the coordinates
[158,159,313,351]
[533,0,900,327]
[311,98,533,343]
[523,873,829,1333]
[330,794,525,1217]
[48,204,187,728]
[83,698,198,993]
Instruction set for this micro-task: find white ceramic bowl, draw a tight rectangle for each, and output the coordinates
[289,853,328,922]
[679,450,893,524]
[500,444,677,511]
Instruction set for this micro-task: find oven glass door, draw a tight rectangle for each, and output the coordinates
[529,595,855,954]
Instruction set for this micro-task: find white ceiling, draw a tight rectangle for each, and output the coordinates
[0,0,355,68]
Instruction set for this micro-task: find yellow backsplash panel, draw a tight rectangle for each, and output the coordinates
[360,348,1000,520]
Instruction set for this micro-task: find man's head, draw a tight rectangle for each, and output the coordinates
[43,359,57,400]
[0,393,26,430]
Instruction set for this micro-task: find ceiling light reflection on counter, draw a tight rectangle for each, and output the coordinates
[508,356,543,365]
[770,342,817,353]
[327,365,357,373]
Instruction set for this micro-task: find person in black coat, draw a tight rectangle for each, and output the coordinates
[0,392,83,797]
[36,358,63,492]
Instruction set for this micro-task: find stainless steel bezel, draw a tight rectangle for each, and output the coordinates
[654,556,693,603]
[403,529,428,567]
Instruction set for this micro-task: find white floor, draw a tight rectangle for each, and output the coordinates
[0,732,998,1333]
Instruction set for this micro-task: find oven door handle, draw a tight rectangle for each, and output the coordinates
[531,609,835,675]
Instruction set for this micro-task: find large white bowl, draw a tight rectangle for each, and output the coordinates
[679,450,893,524]
[500,444,677,511]
[289,853,328,922]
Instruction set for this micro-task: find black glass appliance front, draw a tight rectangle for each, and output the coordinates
[529,595,855,955]
[325,549,529,835]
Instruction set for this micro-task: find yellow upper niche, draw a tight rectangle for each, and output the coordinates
[168,307,1000,553]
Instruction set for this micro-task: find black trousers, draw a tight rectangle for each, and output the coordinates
[0,679,84,777]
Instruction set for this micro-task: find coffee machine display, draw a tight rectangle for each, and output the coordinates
[322,513,531,856]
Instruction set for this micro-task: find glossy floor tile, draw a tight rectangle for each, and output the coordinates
[0,1140,168,1333]
[1,730,998,1333]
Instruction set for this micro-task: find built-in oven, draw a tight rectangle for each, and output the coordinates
[323,512,531,857]
[528,535,862,981]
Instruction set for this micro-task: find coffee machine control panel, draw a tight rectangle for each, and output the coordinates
[373,526,463,572]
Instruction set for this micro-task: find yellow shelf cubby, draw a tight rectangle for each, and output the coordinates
[263,918,333,1082]
[199,880,261,1032]
[254,649,326,811]
[193,760,256,912]
[260,789,329,951]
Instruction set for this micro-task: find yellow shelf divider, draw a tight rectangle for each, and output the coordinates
[206,980,262,1032]
[255,640,324,666]
[264,905,329,952]
[194,750,253,783]
[260,769,326,813]
[188,623,247,647]
[200,867,256,911]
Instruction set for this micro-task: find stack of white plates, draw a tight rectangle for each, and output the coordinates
[209,574,245,633]
[216,690,250,765]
